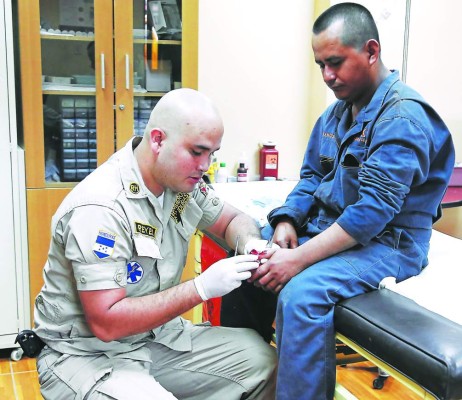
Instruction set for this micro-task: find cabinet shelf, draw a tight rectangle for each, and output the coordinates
[134,39,181,45]
[41,33,94,41]
[42,88,96,95]
[41,34,181,46]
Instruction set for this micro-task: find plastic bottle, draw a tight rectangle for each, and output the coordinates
[205,155,218,183]
[238,151,249,169]
[259,141,279,180]
[215,162,229,183]
[237,162,248,182]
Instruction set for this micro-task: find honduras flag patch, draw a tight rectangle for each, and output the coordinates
[93,230,116,259]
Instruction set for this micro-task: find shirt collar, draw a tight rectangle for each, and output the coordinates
[119,136,152,200]
[359,70,400,124]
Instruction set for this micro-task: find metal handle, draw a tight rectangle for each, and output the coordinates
[125,54,130,89]
[100,53,105,89]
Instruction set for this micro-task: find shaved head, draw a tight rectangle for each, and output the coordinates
[135,88,224,196]
[145,88,224,141]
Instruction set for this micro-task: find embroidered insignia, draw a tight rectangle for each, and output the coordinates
[127,261,144,284]
[92,230,116,259]
[129,182,140,194]
[354,129,367,144]
[134,221,157,239]
[171,192,190,225]
[198,179,209,196]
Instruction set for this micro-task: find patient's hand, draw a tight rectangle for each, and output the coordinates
[248,248,304,294]
[273,221,299,249]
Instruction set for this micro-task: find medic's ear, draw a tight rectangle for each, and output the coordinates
[150,128,166,150]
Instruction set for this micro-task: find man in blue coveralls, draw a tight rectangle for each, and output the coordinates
[249,3,455,399]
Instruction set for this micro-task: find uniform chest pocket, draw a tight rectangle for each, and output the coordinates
[128,236,161,291]
[172,203,203,243]
[133,235,162,259]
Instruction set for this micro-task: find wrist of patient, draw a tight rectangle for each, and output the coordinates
[272,216,296,228]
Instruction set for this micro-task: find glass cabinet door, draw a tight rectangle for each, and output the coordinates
[114,0,182,148]
[19,0,192,187]
[40,0,93,183]
[36,0,114,184]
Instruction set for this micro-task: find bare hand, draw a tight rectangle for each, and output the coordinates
[248,248,303,293]
[273,221,299,249]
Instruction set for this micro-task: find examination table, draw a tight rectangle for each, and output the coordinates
[334,229,462,400]
[208,180,462,400]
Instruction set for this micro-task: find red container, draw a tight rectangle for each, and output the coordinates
[259,141,279,180]
[449,166,462,186]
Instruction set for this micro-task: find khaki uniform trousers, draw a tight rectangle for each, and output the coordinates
[37,325,277,400]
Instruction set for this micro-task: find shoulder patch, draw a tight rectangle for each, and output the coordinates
[93,230,117,259]
[134,221,157,239]
[127,261,144,284]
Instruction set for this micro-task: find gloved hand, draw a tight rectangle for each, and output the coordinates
[244,239,280,255]
[193,255,259,301]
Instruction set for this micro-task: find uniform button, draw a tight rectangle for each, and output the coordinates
[37,296,44,304]
[80,276,87,284]
[212,198,219,206]
[115,273,123,282]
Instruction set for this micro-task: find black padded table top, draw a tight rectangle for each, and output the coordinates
[334,289,462,400]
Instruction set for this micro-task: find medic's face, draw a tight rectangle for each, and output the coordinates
[154,125,223,194]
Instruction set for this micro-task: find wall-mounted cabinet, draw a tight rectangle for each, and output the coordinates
[1,0,29,359]
[17,0,198,317]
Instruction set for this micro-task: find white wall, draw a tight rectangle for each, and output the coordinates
[405,0,462,162]
[198,0,315,180]
[405,0,462,238]
[198,0,461,182]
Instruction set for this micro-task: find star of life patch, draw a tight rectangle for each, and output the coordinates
[127,261,144,284]
[92,230,117,259]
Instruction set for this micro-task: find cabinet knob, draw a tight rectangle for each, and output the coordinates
[119,104,125,110]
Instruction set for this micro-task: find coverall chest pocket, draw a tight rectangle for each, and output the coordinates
[341,144,366,170]
[336,143,368,205]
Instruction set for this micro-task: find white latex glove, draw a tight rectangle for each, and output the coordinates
[244,239,280,255]
[194,254,259,301]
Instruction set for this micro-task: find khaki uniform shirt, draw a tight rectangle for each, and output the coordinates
[34,137,224,360]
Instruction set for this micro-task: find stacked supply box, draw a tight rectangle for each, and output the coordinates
[60,96,97,181]
[134,97,159,136]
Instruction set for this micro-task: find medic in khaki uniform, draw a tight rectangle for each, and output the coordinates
[34,89,277,400]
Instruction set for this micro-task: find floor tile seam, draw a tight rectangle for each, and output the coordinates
[9,361,19,400]
[12,369,38,374]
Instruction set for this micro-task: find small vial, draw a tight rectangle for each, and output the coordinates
[237,163,248,182]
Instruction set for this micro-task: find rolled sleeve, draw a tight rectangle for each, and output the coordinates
[338,120,430,245]
[73,261,127,291]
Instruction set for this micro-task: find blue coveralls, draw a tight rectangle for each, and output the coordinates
[262,71,455,399]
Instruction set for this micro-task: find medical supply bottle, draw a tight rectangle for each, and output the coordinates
[259,141,278,180]
[237,163,248,182]
[215,162,229,183]
[205,155,218,183]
